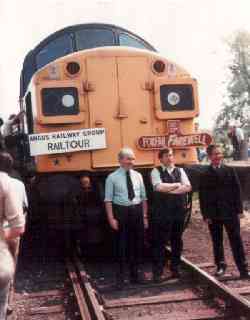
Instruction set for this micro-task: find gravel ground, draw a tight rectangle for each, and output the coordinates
[9,200,250,319]
[183,200,250,283]
[11,259,80,320]
[181,200,250,320]
[8,230,80,320]
[86,260,224,320]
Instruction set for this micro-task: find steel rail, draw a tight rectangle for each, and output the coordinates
[66,258,93,320]
[72,254,106,320]
[68,248,250,319]
[166,247,250,317]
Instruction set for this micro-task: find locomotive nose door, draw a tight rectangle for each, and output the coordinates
[87,56,122,168]
[87,56,153,168]
[117,57,154,166]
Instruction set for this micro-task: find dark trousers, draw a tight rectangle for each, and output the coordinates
[152,217,185,276]
[208,216,248,273]
[113,204,144,279]
[233,147,240,160]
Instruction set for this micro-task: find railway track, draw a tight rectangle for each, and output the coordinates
[168,247,250,319]
[11,250,105,320]
[80,248,250,320]
[12,257,77,319]
[66,255,106,320]
[12,237,250,319]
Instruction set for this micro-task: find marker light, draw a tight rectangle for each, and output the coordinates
[66,62,80,75]
[153,60,166,73]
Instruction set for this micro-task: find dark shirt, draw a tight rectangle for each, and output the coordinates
[78,188,102,209]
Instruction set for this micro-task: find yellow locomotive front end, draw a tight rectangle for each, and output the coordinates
[25,47,203,173]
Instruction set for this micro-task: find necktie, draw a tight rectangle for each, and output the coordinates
[126,170,135,201]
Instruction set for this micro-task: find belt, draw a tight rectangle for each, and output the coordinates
[113,203,142,209]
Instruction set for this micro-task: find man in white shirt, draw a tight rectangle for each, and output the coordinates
[0,156,28,315]
[0,152,25,319]
[9,177,28,215]
[151,148,192,282]
[7,176,28,315]
[228,121,245,160]
[105,148,148,289]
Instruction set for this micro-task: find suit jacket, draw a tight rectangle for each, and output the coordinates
[199,165,243,220]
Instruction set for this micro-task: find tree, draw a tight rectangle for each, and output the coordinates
[215,30,250,132]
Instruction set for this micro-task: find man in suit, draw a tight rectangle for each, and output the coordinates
[199,144,249,278]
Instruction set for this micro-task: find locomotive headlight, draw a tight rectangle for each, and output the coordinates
[41,87,79,116]
[167,92,180,106]
[160,84,194,112]
[62,94,75,108]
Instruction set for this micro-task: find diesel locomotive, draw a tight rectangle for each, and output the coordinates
[17,23,213,244]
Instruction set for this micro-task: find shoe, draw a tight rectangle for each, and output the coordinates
[240,271,250,279]
[7,306,13,315]
[215,267,226,277]
[115,273,125,290]
[130,274,146,285]
[116,278,125,290]
[130,265,146,284]
[130,267,147,284]
[153,274,168,283]
[171,269,181,279]
[130,267,138,282]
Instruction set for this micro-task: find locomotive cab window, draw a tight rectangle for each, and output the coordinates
[75,28,115,50]
[160,84,194,112]
[41,87,79,116]
[36,34,73,69]
[119,33,148,50]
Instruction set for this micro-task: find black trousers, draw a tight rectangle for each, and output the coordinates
[152,217,185,276]
[208,216,248,272]
[233,146,241,161]
[113,204,144,278]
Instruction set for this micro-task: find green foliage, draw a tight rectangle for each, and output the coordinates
[213,129,232,158]
[215,30,250,132]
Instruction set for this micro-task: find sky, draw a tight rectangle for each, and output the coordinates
[1,0,250,129]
